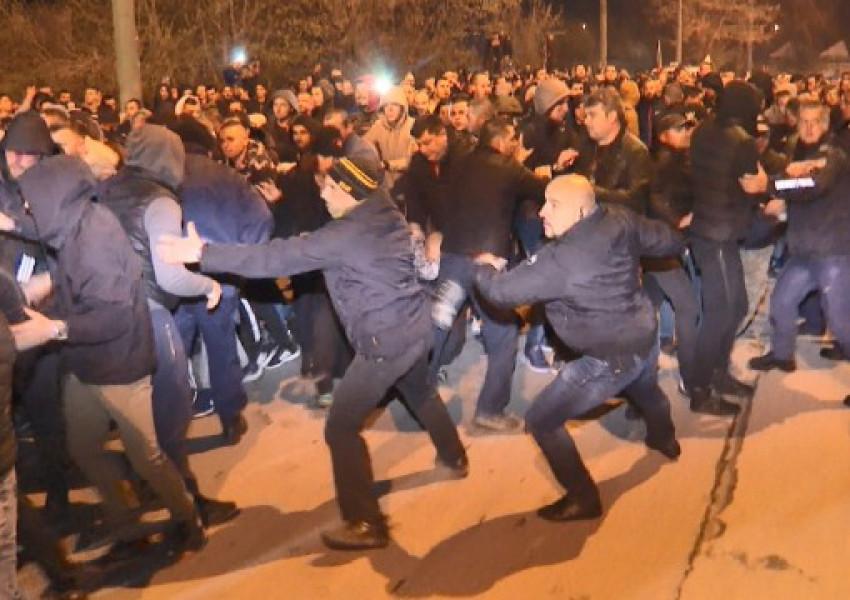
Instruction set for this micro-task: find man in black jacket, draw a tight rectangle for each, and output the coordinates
[426,118,547,432]
[474,175,681,521]
[646,113,737,415]
[159,155,467,551]
[746,100,850,371]
[687,81,763,409]
[574,88,651,214]
[1,154,204,552]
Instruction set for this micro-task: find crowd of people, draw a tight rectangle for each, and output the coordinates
[0,54,849,597]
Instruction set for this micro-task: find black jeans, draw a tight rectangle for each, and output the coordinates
[525,347,675,499]
[644,267,700,389]
[689,237,748,389]
[324,339,465,524]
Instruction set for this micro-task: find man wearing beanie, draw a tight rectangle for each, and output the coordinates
[687,80,764,411]
[159,153,467,551]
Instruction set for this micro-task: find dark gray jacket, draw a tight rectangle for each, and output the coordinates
[476,205,683,361]
[16,156,155,385]
[201,190,430,360]
[772,135,850,257]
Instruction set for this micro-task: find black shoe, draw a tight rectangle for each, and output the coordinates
[321,520,389,550]
[472,413,523,433]
[222,413,248,445]
[537,493,603,522]
[435,453,469,479]
[168,516,207,553]
[689,387,740,416]
[104,537,151,562]
[712,371,755,398]
[820,344,846,361]
[195,495,240,528]
[646,436,681,460]
[748,352,796,373]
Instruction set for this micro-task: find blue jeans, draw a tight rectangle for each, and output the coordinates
[175,293,247,426]
[769,255,850,360]
[430,253,519,417]
[0,470,20,599]
[525,348,675,498]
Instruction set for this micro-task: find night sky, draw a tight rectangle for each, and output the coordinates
[555,0,850,63]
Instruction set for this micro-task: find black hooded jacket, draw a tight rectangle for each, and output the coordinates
[16,156,155,385]
[689,82,762,242]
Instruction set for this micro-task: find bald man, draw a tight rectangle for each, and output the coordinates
[474,175,683,522]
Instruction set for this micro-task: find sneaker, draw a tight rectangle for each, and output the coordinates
[192,391,215,419]
[242,361,264,383]
[315,393,334,409]
[265,346,301,370]
[524,345,556,374]
[321,520,389,550]
[472,413,523,433]
[748,352,796,373]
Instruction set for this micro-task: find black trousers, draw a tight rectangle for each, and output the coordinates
[644,267,700,390]
[324,339,465,524]
[689,237,748,389]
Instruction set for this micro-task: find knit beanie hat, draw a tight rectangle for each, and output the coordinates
[328,156,379,200]
[533,79,569,116]
[2,111,57,155]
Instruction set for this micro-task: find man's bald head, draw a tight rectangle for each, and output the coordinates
[539,175,598,238]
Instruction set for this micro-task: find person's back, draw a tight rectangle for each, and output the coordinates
[17,155,154,384]
[689,116,759,242]
[181,153,272,247]
[442,146,543,258]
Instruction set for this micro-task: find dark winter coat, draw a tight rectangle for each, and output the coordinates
[16,155,155,385]
[475,205,683,362]
[201,191,431,361]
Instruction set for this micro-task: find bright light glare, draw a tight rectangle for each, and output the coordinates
[375,75,394,96]
[231,47,247,65]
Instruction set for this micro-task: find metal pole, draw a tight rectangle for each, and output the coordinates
[677,0,683,64]
[112,0,143,107]
[600,0,608,68]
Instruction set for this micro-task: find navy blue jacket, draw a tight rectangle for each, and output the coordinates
[476,205,682,361]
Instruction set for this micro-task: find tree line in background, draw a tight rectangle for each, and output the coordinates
[0,0,558,100]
